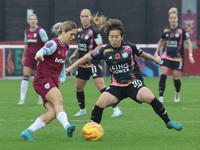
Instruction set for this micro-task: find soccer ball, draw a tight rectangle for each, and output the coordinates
[82,122,104,141]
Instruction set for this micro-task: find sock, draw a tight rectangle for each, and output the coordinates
[28,117,46,132]
[20,76,30,101]
[38,95,42,99]
[91,105,104,123]
[112,105,120,110]
[173,79,181,93]
[150,97,170,124]
[80,108,86,112]
[77,91,85,109]
[159,74,167,97]
[100,87,106,93]
[56,112,70,128]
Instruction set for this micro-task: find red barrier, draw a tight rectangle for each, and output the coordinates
[0,49,3,78]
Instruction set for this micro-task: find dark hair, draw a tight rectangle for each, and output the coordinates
[104,19,124,37]
[51,21,77,36]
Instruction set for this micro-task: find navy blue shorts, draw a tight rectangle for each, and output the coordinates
[161,59,184,71]
[76,64,103,80]
[105,79,146,103]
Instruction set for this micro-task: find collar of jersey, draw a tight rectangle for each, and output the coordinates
[57,37,66,47]
[30,25,38,32]
[169,24,179,30]
[82,25,92,30]
[110,41,123,51]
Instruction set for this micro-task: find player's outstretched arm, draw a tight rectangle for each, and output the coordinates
[140,52,161,64]
[66,53,92,77]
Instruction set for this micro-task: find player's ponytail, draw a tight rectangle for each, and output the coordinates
[51,22,63,36]
[51,21,77,36]
[81,9,107,31]
[91,13,107,31]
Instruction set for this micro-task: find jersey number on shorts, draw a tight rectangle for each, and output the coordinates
[178,61,183,70]
[91,66,97,77]
[132,80,143,88]
[91,66,97,73]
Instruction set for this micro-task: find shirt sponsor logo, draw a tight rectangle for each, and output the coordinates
[111,63,130,74]
[166,40,178,48]
[55,57,65,63]
[78,43,87,51]
[27,39,37,43]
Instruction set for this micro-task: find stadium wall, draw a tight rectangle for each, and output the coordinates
[0,0,199,44]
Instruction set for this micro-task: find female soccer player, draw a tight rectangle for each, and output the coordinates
[66,18,183,131]
[154,7,195,103]
[69,9,123,117]
[18,14,49,105]
[20,21,77,141]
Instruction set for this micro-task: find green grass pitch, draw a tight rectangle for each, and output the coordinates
[0,76,199,150]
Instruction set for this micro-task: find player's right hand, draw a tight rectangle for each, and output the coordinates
[65,67,73,78]
[35,54,44,61]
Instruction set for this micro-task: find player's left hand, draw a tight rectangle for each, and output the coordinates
[189,56,195,64]
[155,55,161,65]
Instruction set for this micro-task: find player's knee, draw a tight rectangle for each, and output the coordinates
[76,86,84,92]
[144,96,155,104]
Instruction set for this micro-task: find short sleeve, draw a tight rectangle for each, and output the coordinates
[24,32,27,43]
[90,47,104,59]
[94,33,103,44]
[130,43,143,56]
[160,29,165,39]
[39,28,49,42]
[41,40,57,55]
[183,29,190,40]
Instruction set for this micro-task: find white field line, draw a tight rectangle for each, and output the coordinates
[0,119,200,123]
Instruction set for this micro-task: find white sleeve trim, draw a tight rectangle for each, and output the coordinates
[94,34,103,44]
